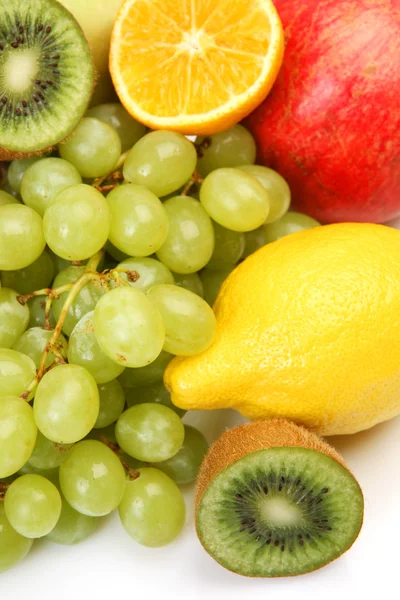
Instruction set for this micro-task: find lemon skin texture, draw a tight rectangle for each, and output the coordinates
[165,223,400,436]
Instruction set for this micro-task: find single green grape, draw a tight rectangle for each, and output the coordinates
[116,257,175,292]
[196,125,256,177]
[18,464,59,480]
[116,404,185,462]
[0,288,30,348]
[264,211,321,243]
[107,184,169,256]
[156,196,215,274]
[94,379,126,429]
[156,425,209,484]
[105,240,130,263]
[20,158,82,216]
[59,117,121,178]
[59,440,126,516]
[172,272,204,297]
[147,284,216,356]
[0,349,36,397]
[13,327,68,370]
[123,130,197,197]
[27,296,56,329]
[43,184,110,261]
[200,168,270,232]
[86,103,147,153]
[52,266,108,337]
[0,396,37,478]
[8,157,41,194]
[47,493,100,545]
[0,503,33,574]
[238,165,291,224]
[207,222,245,270]
[4,474,62,538]
[34,364,100,444]
[0,204,46,270]
[118,350,173,388]
[118,468,186,547]
[68,311,124,384]
[125,380,185,418]
[94,287,165,368]
[242,226,268,259]
[200,268,233,306]
[0,190,19,206]
[27,431,73,471]
[1,251,54,295]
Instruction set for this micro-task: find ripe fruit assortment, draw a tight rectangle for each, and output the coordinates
[0,0,397,583]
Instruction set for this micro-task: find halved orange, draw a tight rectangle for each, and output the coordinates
[110,0,284,135]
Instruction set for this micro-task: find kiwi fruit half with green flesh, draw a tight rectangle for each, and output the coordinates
[196,419,364,577]
[0,0,94,160]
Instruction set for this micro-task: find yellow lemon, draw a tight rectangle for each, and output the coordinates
[165,223,400,436]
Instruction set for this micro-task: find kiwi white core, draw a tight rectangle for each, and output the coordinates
[259,497,302,527]
[5,50,40,93]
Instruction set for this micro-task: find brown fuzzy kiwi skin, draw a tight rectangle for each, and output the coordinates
[195,419,364,578]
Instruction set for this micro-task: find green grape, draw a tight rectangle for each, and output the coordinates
[20,158,82,216]
[118,468,185,547]
[172,272,204,297]
[59,117,121,178]
[147,284,216,356]
[0,349,36,397]
[13,328,68,370]
[0,204,46,270]
[242,226,268,259]
[68,311,125,384]
[116,404,185,462]
[123,131,197,197]
[156,196,214,274]
[264,211,321,243]
[52,266,108,336]
[18,464,59,480]
[34,364,100,444]
[196,125,256,177]
[43,184,110,261]
[8,157,41,194]
[27,431,73,471]
[238,165,291,224]
[47,493,99,545]
[105,240,130,262]
[0,503,33,574]
[59,440,126,516]
[156,425,208,484]
[1,251,54,295]
[86,103,147,153]
[0,288,29,348]
[0,396,37,478]
[0,190,18,206]
[118,350,173,388]
[27,296,56,329]
[107,184,169,256]
[116,257,175,292]
[94,380,125,429]
[94,287,165,368]
[200,268,233,306]
[125,381,185,418]
[4,474,62,538]
[207,222,245,270]
[200,168,270,232]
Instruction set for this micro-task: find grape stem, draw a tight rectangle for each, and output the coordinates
[0,482,9,500]
[92,151,129,191]
[181,170,204,196]
[99,435,141,481]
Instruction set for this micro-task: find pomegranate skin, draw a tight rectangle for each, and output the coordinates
[246,0,400,223]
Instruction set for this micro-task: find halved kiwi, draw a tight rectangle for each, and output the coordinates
[0,0,94,159]
[196,419,364,577]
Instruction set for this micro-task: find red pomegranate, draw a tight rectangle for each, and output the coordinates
[246,0,400,223]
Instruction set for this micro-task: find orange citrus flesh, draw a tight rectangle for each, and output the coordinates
[110,0,284,134]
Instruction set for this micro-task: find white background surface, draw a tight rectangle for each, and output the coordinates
[1,406,400,600]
